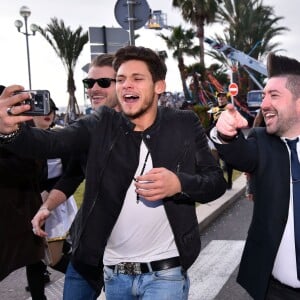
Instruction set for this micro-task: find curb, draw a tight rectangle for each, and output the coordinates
[197,175,246,231]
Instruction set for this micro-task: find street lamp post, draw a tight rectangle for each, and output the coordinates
[14,6,38,89]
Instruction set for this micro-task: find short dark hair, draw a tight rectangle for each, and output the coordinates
[89,53,115,69]
[267,52,300,99]
[267,52,300,77]
[113,46,167,82]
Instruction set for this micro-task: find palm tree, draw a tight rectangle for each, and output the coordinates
[172,0,223,67]
[185,61,229,104]
[216,0,288,57]
[38,18,88,123]
[207,0,288,92]
[158,26,199,100]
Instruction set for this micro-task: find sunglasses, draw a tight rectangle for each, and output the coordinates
[82,78,116,89]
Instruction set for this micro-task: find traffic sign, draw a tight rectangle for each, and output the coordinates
[114,0,150,30]
[228,82,239,96]
[89,27,128,44]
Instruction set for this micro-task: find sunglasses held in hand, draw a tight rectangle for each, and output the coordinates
[82,78,116,89]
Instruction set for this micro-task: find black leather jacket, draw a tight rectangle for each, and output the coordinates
[3,106,226,287]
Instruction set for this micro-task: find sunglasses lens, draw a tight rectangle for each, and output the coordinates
[83,79,95,89]
[97,78,111,88]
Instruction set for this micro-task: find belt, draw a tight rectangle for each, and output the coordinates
[270,276,300,293]
[107,256,181,275]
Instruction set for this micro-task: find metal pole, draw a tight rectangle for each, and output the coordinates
[127,0,135,45]
[23,16,32,89]
[102,26,108,53]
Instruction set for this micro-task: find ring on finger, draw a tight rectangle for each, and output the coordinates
[6,107,14,116]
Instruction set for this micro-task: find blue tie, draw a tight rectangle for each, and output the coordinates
[286,138,300,280]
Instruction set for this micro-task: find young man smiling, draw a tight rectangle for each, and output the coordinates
[0,46,226,300]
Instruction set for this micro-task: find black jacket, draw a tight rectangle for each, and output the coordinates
[4,106,227,289]
[214,128,290,300]
[0,148,44,280]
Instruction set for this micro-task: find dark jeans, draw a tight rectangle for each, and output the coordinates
[266,277,300,300]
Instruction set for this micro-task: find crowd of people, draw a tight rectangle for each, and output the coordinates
[1,46,300,300]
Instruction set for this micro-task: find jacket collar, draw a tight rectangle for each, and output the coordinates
[120,107,162,134]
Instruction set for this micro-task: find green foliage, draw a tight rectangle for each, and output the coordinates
[207,0,289,92]
[172,0,222,65]
[193,104,211,129]
[158,26,199,100]
[73,181,85,208]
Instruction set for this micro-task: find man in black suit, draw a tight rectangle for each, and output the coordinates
[211,52,300,299]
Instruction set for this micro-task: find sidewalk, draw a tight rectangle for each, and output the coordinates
[197,174,247,231]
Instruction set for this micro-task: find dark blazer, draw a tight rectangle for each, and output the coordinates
[215,127,290,300]
[3,106,227,289]
[0,148,44,280]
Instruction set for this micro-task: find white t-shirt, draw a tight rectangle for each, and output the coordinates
[103,141,179,265]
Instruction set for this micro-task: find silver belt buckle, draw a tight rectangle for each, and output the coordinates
[118,262,142,275]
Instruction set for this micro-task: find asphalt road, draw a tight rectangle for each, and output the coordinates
[199,194,254,300]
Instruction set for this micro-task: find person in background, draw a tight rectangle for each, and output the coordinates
[84,53,120,112]
[209,91,229,123]
[208,91,234,189]
[26,98,77,299]
[32,98,77,271]
[180,100,195,111]
[31,53,120,295]
[211,52,300,299]
[0,46,227,300]
[0,85,46,300]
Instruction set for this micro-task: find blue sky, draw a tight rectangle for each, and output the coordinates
[0,0,298,109]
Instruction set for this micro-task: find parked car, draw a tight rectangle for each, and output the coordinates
[246,90,263,115]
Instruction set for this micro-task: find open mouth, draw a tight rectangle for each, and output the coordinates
[91,94,105,101]
[263,112,276,124]
[124,94,139,103]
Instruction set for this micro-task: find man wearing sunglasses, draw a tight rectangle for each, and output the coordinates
[82,55,120,112]
[0,46,227,300]
[31,53,121,296]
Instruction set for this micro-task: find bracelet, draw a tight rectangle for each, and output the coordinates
[39,206,51,213]
[0,127,20,144]
[217,131,238,143]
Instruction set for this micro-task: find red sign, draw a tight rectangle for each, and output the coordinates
[228,82,239,96]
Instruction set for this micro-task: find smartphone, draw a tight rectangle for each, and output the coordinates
[14,90,51,116]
